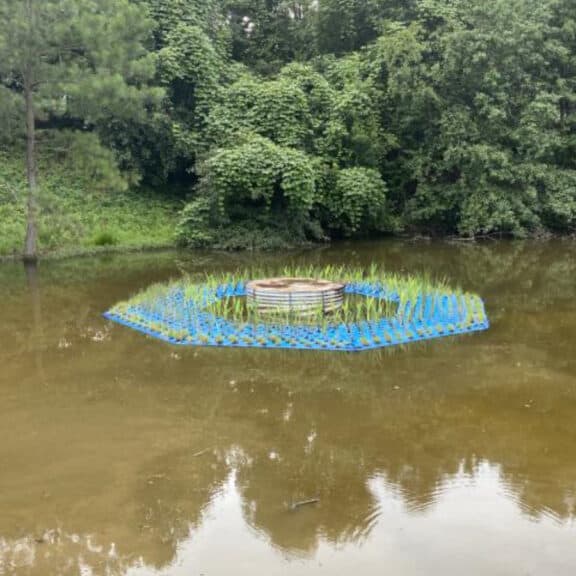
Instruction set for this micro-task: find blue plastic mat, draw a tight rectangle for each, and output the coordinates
[104,279,489,352]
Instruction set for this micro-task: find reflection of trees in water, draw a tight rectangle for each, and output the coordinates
[0,241,575,570]
[131,447,229,569]
[4,343,576,565]
[2,240,574,366]
[0,532,136,576]
[237,443,377,555]
[312,240,576,304]
[211,354,576,553]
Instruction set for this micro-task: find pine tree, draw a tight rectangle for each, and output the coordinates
[0,0,161,260]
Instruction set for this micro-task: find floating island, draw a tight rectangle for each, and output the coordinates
[104,265,490,351]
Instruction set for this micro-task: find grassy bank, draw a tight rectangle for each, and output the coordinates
[0,154,180,259]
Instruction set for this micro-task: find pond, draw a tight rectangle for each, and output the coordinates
[0,240,575,576]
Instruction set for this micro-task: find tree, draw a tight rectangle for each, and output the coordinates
[224,0,317,73]
[178,59,389,248]
[177,135,318,249]
[133,0,231,184]
[0,0,161,260]
[413,0,576,236]
[315,0,418,55]
[360,0,576,237]
[3,0,576,254]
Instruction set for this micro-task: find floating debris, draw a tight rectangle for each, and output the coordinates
[289,498,320,511]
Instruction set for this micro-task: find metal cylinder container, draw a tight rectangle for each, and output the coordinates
[246,278,345,315]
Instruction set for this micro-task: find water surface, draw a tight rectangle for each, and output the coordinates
[0,241,575,576]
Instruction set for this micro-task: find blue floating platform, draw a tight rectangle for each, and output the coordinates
[103,275,490,352]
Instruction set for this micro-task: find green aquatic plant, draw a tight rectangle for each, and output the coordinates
[182,265,462,326]
[105,263,488,350]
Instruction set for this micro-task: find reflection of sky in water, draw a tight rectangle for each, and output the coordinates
[3,462,574,576]
[164,463,575,576]
[131,462,576,576]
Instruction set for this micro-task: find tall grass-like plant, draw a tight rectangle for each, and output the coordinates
[105,264,487,350]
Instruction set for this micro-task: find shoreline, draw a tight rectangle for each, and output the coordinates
[1,234,574,264]
[0,243,177,263]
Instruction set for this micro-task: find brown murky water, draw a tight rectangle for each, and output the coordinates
[1,241,575,576]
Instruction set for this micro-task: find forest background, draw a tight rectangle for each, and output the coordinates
[1,0,575,257]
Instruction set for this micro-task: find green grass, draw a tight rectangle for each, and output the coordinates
[192,265,461,326]
[109,264,484,333]
[0,153,179,258]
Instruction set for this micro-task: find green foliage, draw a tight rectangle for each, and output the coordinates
[121,0,233,186]
[176,196,216,248]
[0,0,163,256]
[159,24,226,138]
[208,74,311,149]
[2,0,576,255]
[0,85,22,147]
[0,154,178,257]
[178,135,319,248]
[356,0,576,236]
[0,0,162,124]
[224,0,317,74]
[316,0,388,55]
[326,167,388,236]
[205,135,316,215]
[55,132,139,193]
[208,60,384,165]
[193,58,389,246]
[145,0,226,43]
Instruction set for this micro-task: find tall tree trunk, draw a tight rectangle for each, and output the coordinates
[23,0,38,262]
[23,79,38,262]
